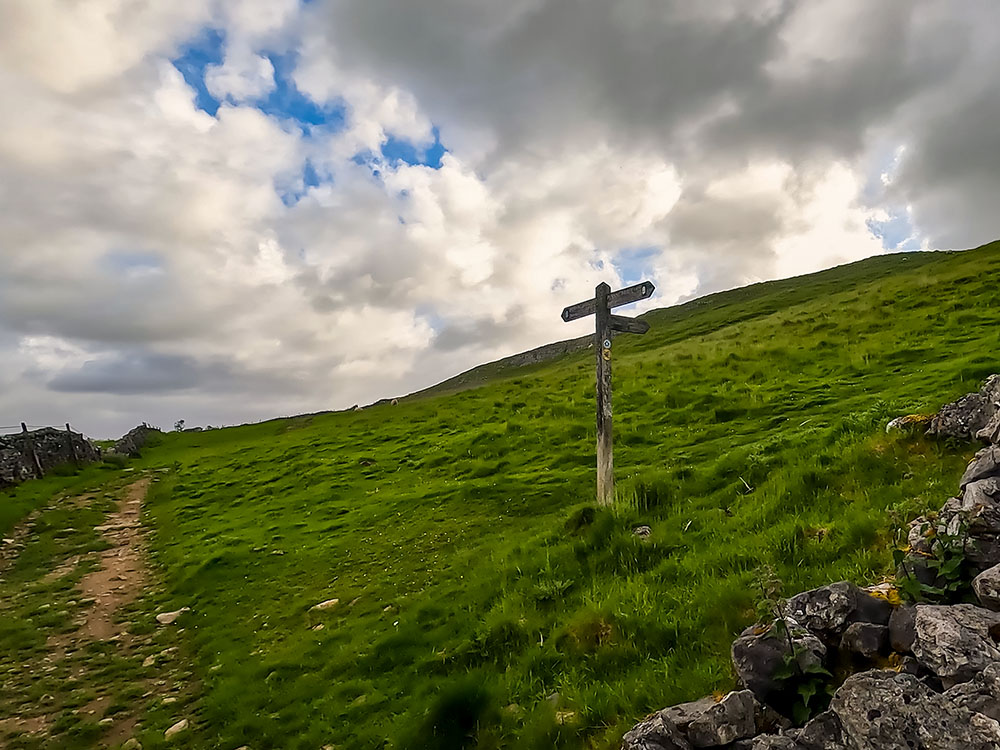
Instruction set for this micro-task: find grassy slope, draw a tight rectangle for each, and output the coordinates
[6,243,1000,749]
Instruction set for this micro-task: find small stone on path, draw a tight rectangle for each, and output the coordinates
[156,607,190,625]
[164,718,189,739]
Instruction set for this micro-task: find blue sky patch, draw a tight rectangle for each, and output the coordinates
[381,127,446,168]
[867,208,918,251]
[258,52,346,133]
[278,160,324,207]
[171,27,225,116]
[611,246,659,285]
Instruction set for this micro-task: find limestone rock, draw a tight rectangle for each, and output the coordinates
[931,376,1000,442]
[831,670,1000,749]
[311,598,340,611]
[686,690,756,747]
[122,740,142,750]
[731,618,826,706]
[973,563,1000,611]
[888,605,917,654]
[839,622,887,658]
[911,604,1000,686]
[164,719,189,739]
[978,410,1000,445]
[621,713,692,750]
[750,738,801,750]
[155,607,190,625]
[781,581,892,639]
[633,526,652,539]
[659,698,717,732]
[961,445,1000,489]
[792,710,848,750]
[781,582,857,636]
[926,478,1000,571]
[754,700,792,735]
[945,662,1000,722]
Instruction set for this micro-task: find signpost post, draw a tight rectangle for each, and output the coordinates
[561,281,654,506]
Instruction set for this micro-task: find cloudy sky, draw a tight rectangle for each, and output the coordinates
[1,0,998,437]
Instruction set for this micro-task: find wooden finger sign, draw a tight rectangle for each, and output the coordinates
[561,281,654,506]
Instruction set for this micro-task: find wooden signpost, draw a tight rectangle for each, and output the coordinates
[562,281,654,506]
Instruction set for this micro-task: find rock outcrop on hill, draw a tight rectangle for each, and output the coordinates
[622,375,1000,750]
[0,427,101,488]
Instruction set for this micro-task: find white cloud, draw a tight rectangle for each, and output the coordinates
[205,47,276,103]
[0,0,997,436]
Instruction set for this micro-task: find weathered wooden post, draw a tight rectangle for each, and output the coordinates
[21,422,43,479]
[65,423,79,466]
[562,281,654,506]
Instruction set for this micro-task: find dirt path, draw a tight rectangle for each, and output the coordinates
[0,477,193,749]
[79,479,149,641]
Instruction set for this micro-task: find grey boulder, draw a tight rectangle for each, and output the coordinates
[931,376,1000,442]
[945,662,1000,722]
[911,604,1000,686]
[831,670,1000,749]
[973,563,1000,611]
[746,711,848,750]
[731,618,826,706]
[659,697,718,733]
[621,713,692,750]
[889,605,917,654]
[928,478,1000,571]
[781,582,892,639]
[793,710,848,750]
[961,445,1000,489]
[978,410,1000,444]
[839,622,887,658]
[781,582,858,637]
[750,737,802,749]
[686,690,756,747]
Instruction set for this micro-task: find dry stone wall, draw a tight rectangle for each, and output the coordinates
[0,427,101,489]
[111,424,161,458]
[623,375,1000,750]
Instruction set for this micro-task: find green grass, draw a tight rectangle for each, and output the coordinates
[0,464,130,538]
[5,241,1000,748]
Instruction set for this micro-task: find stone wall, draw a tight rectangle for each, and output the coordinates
[111,424,161,458]
[0,427,101,489]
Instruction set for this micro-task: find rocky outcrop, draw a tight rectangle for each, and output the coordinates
[731,619,826,709]
[972,564,1000,610]
[928,374,1000,441]
[622,375,1000,750]
[781,582,892,638]
[911,604,1000,686]
[112,424,161,458]
[831,670,1000,750]
[0,427,101,488]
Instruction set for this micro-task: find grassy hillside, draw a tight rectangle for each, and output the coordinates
[4,242,1000,749]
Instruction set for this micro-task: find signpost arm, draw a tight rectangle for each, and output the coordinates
[594,282,613,506]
